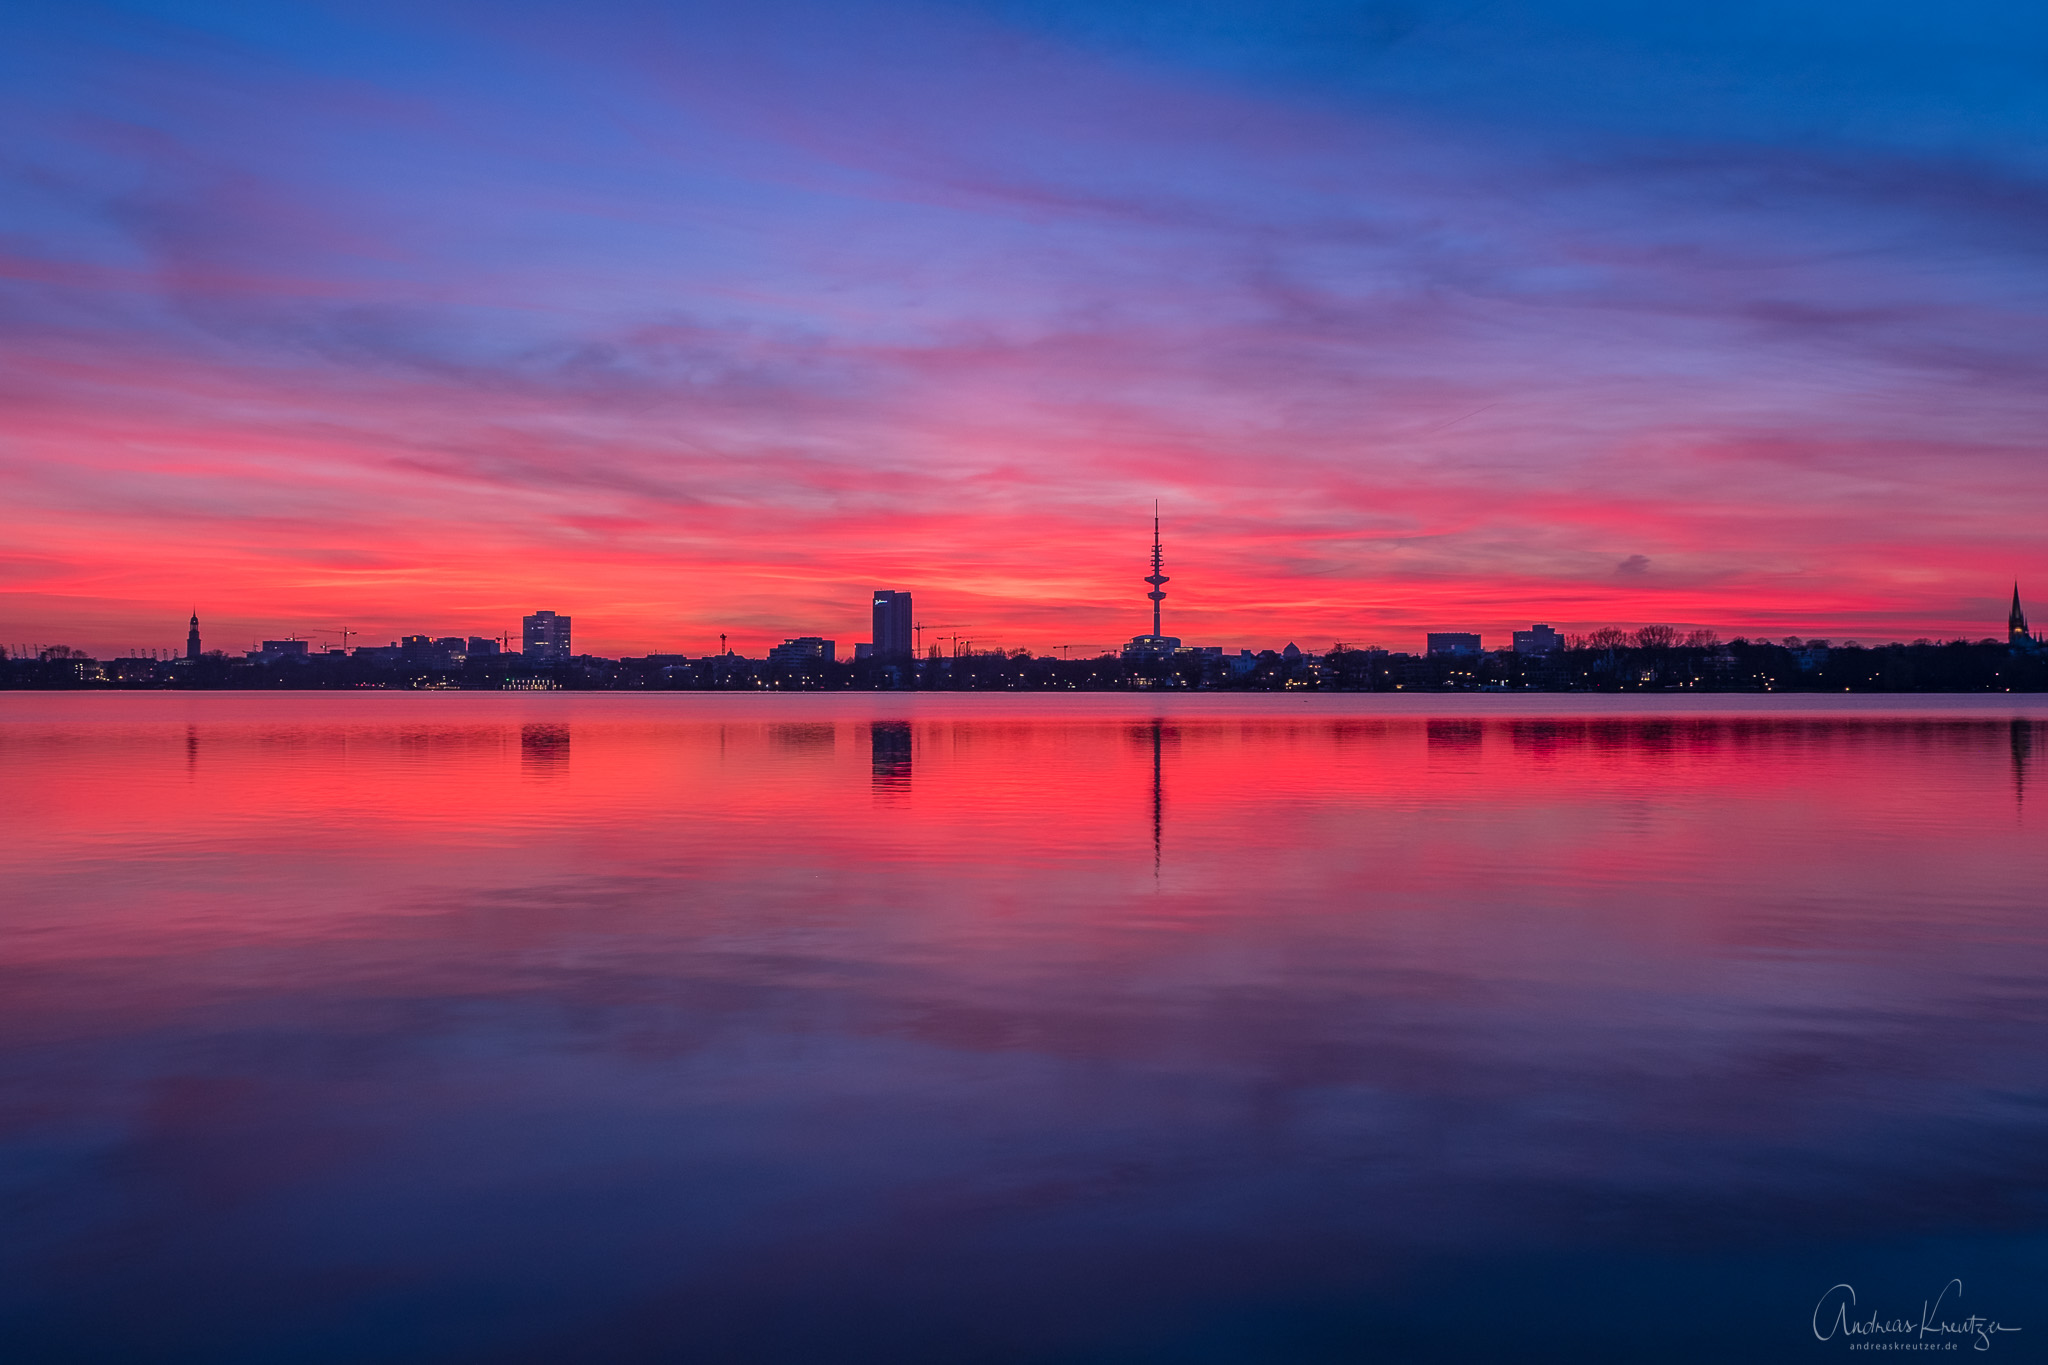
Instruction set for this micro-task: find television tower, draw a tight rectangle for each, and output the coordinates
[1145,504,1169,638]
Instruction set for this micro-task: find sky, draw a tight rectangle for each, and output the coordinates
[3,0,2046,658]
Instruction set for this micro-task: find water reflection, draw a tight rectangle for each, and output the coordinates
[870,719,911,798]
[2,696,2045,1364]
[1129,718,1170,874]
[772,722,836,753]
[1152,718,1163,873]
[2015,717,2033,808]
[520,720,569,778]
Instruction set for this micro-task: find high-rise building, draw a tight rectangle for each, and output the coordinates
[523,610,572,662]
[1427,632,1483,657]
[186,612,201,660]
[872,590,913,660]
[1513,624,1561,655]
[1122,509,1182,659]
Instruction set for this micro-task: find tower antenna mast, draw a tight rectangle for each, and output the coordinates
[1145,501,1169,640]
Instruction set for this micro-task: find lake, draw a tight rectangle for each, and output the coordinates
[3,693,2045,1362]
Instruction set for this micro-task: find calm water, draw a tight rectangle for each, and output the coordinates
[4,693,2046,1363]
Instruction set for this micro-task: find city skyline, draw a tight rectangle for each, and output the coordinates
[9,526,2044,662]
[15,569,2041,666]
[5,4,2047,657]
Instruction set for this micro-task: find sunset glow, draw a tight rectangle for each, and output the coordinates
[5,1,2046,656]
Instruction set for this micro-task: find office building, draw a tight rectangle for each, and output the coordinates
[1427,632,1483,657]
[259,639,311,657]
[768,637,835,663]
[1513,624,1561,655]
[523,610,572,662]
[467,637,501,656]
[872,591,913,660]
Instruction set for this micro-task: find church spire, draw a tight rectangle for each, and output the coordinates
[2013,583,2029,641]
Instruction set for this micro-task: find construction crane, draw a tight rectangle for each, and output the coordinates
[914,622,967,656]
[1053,644,1107,660]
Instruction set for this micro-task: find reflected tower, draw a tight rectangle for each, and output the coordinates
[1151,718,1163,877]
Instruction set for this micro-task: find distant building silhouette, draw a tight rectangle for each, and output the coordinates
[467,636,500,656]
[768,636,835,663]
[1513,624,1561,655]
[259,639,310,658]
[1122,509,1182,658]
[1427,632,1482,657]
[872,591,913,660]
[2012,584,2042,653]
[523,610,571,661]
[186,612,201,660]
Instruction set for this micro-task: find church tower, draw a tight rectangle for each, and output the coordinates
[187,611,201,661]
[2012,585,2030,650]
